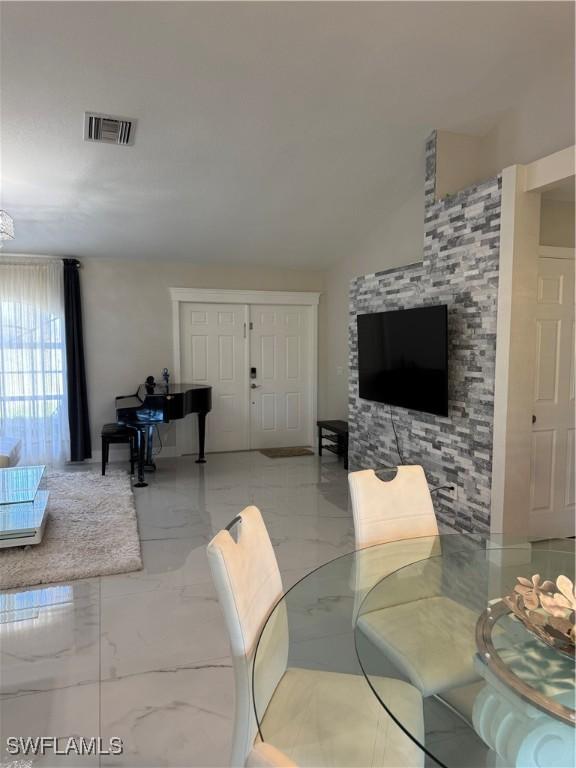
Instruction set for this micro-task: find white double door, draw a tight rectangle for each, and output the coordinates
[179,302,312,452]
[529,253,575,537]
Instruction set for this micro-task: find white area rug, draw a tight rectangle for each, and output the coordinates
[0,469,142,590]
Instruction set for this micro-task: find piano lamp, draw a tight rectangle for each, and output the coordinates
[0,210,15,241]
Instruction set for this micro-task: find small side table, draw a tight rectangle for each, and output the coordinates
[317,420,349,469]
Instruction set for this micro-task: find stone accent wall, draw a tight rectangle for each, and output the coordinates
[348,132,502,534]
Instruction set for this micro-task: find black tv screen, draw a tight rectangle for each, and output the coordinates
[357,305,448,416]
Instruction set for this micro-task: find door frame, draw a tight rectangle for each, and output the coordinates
[491,145,575,536]
[170,288,321,450]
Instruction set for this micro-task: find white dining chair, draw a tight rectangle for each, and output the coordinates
[207,505,425,768]
[349,466,438,548]
[348,466,481,700]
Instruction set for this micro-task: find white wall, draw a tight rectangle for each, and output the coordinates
[323,58,575,419]
[540,199,575,247]
[481,51,575,178]
[322,156,426,417]
[71,51,576,434]
[81,258,325,454]
[435,131,487,200]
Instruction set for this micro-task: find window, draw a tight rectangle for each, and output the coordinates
[0,260,70,464]
[0,301,66,419]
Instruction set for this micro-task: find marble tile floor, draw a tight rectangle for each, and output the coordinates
[0,451,354,768]
[0,452,515,768]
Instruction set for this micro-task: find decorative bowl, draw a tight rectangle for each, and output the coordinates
[503,574,575,659]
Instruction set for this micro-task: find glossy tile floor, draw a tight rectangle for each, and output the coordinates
[0,452,353,768]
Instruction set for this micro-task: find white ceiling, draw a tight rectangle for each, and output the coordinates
[1,1,573,267]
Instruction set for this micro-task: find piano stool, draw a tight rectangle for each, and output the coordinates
[101,423,136,477]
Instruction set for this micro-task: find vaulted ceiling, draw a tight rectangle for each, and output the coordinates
[1,1,573,266]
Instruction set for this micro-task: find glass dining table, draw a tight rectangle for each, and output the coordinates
[253,535,575,767]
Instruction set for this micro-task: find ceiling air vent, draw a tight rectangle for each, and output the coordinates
[84,112,136,146]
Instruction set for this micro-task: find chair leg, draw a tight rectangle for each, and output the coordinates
[102,438,108,475]
[130,436,135,476]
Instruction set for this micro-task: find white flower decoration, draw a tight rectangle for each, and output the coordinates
[540,575,576,618]
[514,574,555,610]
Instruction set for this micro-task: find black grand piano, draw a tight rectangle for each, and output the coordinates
[116,381,212,487]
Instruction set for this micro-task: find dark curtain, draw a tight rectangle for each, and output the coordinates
[63,259,92,460]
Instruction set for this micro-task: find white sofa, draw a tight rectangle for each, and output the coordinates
[0,437,22,468]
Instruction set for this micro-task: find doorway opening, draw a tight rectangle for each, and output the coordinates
[529,185,575,538]
[492,149,575,538]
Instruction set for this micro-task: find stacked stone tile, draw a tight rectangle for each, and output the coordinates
[349,131,502,533]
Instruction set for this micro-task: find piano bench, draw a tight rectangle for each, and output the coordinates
[101,423,136,476]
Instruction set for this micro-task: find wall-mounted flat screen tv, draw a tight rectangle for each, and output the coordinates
[357,305,448,416]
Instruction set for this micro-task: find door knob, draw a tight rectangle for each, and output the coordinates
[532,414,536,424]
[251,383,261,389]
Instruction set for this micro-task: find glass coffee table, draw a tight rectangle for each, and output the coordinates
[0,465,49,548]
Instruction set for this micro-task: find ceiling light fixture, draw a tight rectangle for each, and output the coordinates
[0,210,15,240]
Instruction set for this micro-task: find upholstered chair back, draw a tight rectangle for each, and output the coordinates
[207,506,288,767]
[352,535,442,620]
[348,465,439,549]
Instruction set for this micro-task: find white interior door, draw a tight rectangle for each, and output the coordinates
[179,303,249,452]
[249,305,311,449]
[529,253,575,538]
